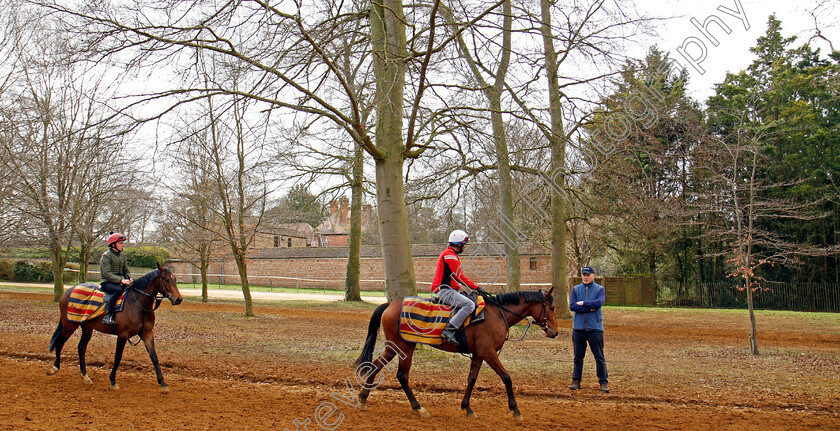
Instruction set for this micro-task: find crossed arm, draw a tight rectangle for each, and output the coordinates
[569,287,605,313]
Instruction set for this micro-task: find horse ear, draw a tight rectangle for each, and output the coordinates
[547,286,554,296]
[157,262,162,272]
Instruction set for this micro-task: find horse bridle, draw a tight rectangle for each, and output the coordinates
[531,298,551,332]
[128,270,174,312]
[493,292,552,334]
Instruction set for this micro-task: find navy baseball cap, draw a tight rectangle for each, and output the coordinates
[581,266,595,274]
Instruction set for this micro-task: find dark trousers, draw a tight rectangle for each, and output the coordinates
[572,330,608,383]
[100,281,124,315]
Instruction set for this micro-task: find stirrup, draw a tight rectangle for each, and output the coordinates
[102,314,115,325]
[441,327,459,345]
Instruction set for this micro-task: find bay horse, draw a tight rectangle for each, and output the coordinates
[354,287,558,420]
[47,263,182,392]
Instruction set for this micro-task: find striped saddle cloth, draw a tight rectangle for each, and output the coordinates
[66,283,124,323]
[398,295,486,346]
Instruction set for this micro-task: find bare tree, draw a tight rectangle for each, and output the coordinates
[440,0,522,290]
[204,91,274,316]
[38,0,485,300]
[0,62,131,300]
[698,94,834,355]
[161,118,227,303]
[72,137,141,284]
[503,0,654,317]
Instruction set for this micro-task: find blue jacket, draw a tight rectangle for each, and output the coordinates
[570,282,605,331]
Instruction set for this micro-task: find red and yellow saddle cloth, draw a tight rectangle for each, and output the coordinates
[398,295,486,345]
[66,283,124,323]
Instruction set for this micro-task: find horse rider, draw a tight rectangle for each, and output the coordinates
[100,232,133,325]
[431,229,481,345]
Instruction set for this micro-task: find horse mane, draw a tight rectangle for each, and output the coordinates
[131,269,161,291]
[485,290,550,306]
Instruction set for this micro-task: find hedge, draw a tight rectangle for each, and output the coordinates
[123,247,170,268]
[12,260,53,283]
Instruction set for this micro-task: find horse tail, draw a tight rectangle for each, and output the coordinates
[354,302,389,367]
[48,321,63,353]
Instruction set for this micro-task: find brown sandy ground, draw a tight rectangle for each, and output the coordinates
[0,290,838,430]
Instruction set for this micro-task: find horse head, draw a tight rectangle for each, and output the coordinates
[531,287,558,339]
[156,263,183,305]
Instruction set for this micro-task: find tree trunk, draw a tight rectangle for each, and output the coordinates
[200,251,209,303]
[374,156,416,301]
[747,150,759,355]
[490,92,520,291]
[232,250,254,316]
[370,0,416,301]
[345,144,363,301]
[746,274,759,355]
[489,0,519,291]
[540,0,569,318]
[78,244,91,284]
[648,249,658,298]
[50,246,65,302]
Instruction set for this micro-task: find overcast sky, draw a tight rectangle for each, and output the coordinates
[636,0,839,101]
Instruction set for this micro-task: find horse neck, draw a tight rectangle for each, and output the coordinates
[494,301,535,326]
[129,277,159,310]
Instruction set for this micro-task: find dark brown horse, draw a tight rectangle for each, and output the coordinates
[47,263,182,392]
[354,288,558,420]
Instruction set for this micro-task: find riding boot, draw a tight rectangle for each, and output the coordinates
[441,323,459,345]
[102,296,118,325]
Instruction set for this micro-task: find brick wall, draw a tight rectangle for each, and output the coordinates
[167,254,554,291]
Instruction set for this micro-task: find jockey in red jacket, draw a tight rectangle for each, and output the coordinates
[432,229,480,345]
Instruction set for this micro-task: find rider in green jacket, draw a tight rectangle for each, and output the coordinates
[100,232,132,325]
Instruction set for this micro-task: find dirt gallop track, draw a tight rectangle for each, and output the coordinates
[1,291,838,430]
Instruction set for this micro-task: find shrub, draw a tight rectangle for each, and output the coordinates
[124,246,170,268]
[0,259,15,281]
[13,260,54,283]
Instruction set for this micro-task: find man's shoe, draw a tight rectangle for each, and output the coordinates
[599,382,610,393]
[569,380,581,390]
[102,314,115,325]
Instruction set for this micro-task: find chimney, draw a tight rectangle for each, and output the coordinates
[330,200,338,215]
[339,196,349,225]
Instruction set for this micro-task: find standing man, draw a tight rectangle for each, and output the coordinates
[431,229,480,345]
[100,232,132,325]
[569,266,609,393]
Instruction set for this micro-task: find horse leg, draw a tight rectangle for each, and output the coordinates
[47,320,78,375]
[109,337,127,390]
[357,343,400,410]
[461,355,484,418]
[484,351,522,421]
[394,345,429,418]
[77,326,94,385]
[141,330,169,392]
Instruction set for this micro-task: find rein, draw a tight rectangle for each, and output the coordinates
[128,282,166,312]
[483,292,551,341]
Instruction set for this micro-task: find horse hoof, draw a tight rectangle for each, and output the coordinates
[359,402,366,411]
[466,412,477,419]
[513,413,523,421]
[110,383,120,391]
[413,407,430,418]
[46,366,58,376]
[82,375,93,385]
[160,385,170,393]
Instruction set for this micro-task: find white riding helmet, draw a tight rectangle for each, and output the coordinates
[448,229,469,247]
